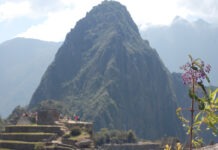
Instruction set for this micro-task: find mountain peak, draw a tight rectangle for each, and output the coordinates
[65,0,139,43]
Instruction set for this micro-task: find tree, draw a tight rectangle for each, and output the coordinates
[94,128,137,146]
[127,129,137,143]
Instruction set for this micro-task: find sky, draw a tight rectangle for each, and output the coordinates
[0,0,218,43]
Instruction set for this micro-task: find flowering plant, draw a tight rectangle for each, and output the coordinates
[177,55,218,149]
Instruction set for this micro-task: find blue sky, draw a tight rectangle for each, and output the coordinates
[0,0,218,43]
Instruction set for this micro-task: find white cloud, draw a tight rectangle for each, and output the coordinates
[178,0,218,23]
[119,0,194,30]
[17,9,77,41]
[60,0,75,6]
[0,0,76,22]
[0,1,31,22]
[17,0,102,41]
[13,0,218,41]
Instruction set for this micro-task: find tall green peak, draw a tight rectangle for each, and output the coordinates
[67,1,139,37]
[29,1,184,140]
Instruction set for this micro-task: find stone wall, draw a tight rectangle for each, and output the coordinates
[102,143,163,150]
[5,126,63,135]
[0,142,35,150]
[0,133,56,142]
[16,116,33,125]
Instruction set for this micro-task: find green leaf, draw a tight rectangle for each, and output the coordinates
[198,102,205,110]
[188,54,193,61]
[198,82,208,99]
[193,61,201,68]
[215,97,218,104]
[195,112,201,122]
[192,66,198,70]
[205,75,210,83]
[212,88,218,101]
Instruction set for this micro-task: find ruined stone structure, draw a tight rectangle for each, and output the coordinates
[0,109,94,150]
[38,109,60,125]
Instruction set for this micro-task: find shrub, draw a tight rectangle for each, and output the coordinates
[71,127,81,136]
[63,134,71,138]
[127,130,137,143]
[87,127,93,136]
[34,143,45,150]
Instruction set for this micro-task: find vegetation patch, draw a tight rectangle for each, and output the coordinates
[0,140,42,144]
[64,127,91,141]
[34,143,45,150]
[68,130,90,141]
[94,128,137,146]
[70,127,81,136]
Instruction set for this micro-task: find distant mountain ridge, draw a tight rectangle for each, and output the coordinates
[141,16,218,86]
[29,1,184,140]
[0,38,61,117]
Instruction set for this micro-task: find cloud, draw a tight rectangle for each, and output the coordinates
[17,9,76,41]
[0,0,76,22]
[8,0,218,42]
[118,0,189,30]
[0,1,31,22]
[16,0,102,41]
[29,0,68,15]
[179,0,218,23]
[17,0,183,40]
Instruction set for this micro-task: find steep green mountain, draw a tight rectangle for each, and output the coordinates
[29,1,184,140]
[0,38,61,118]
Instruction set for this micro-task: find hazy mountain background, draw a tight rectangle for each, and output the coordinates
[0,1,217,143]
[0,38,61,118]
[1,17,218,123]
[140,16,218,86]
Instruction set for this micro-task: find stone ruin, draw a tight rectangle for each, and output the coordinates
[0,109,95,150]
[16,109,60,125]
[37,109,60,125]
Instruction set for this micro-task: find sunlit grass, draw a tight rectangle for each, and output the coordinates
[0,132,55,135]
[0,140,42,144]
[6,125,59,127]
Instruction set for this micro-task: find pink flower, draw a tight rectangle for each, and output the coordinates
[180,58,211,85]
[205,64,211,73]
